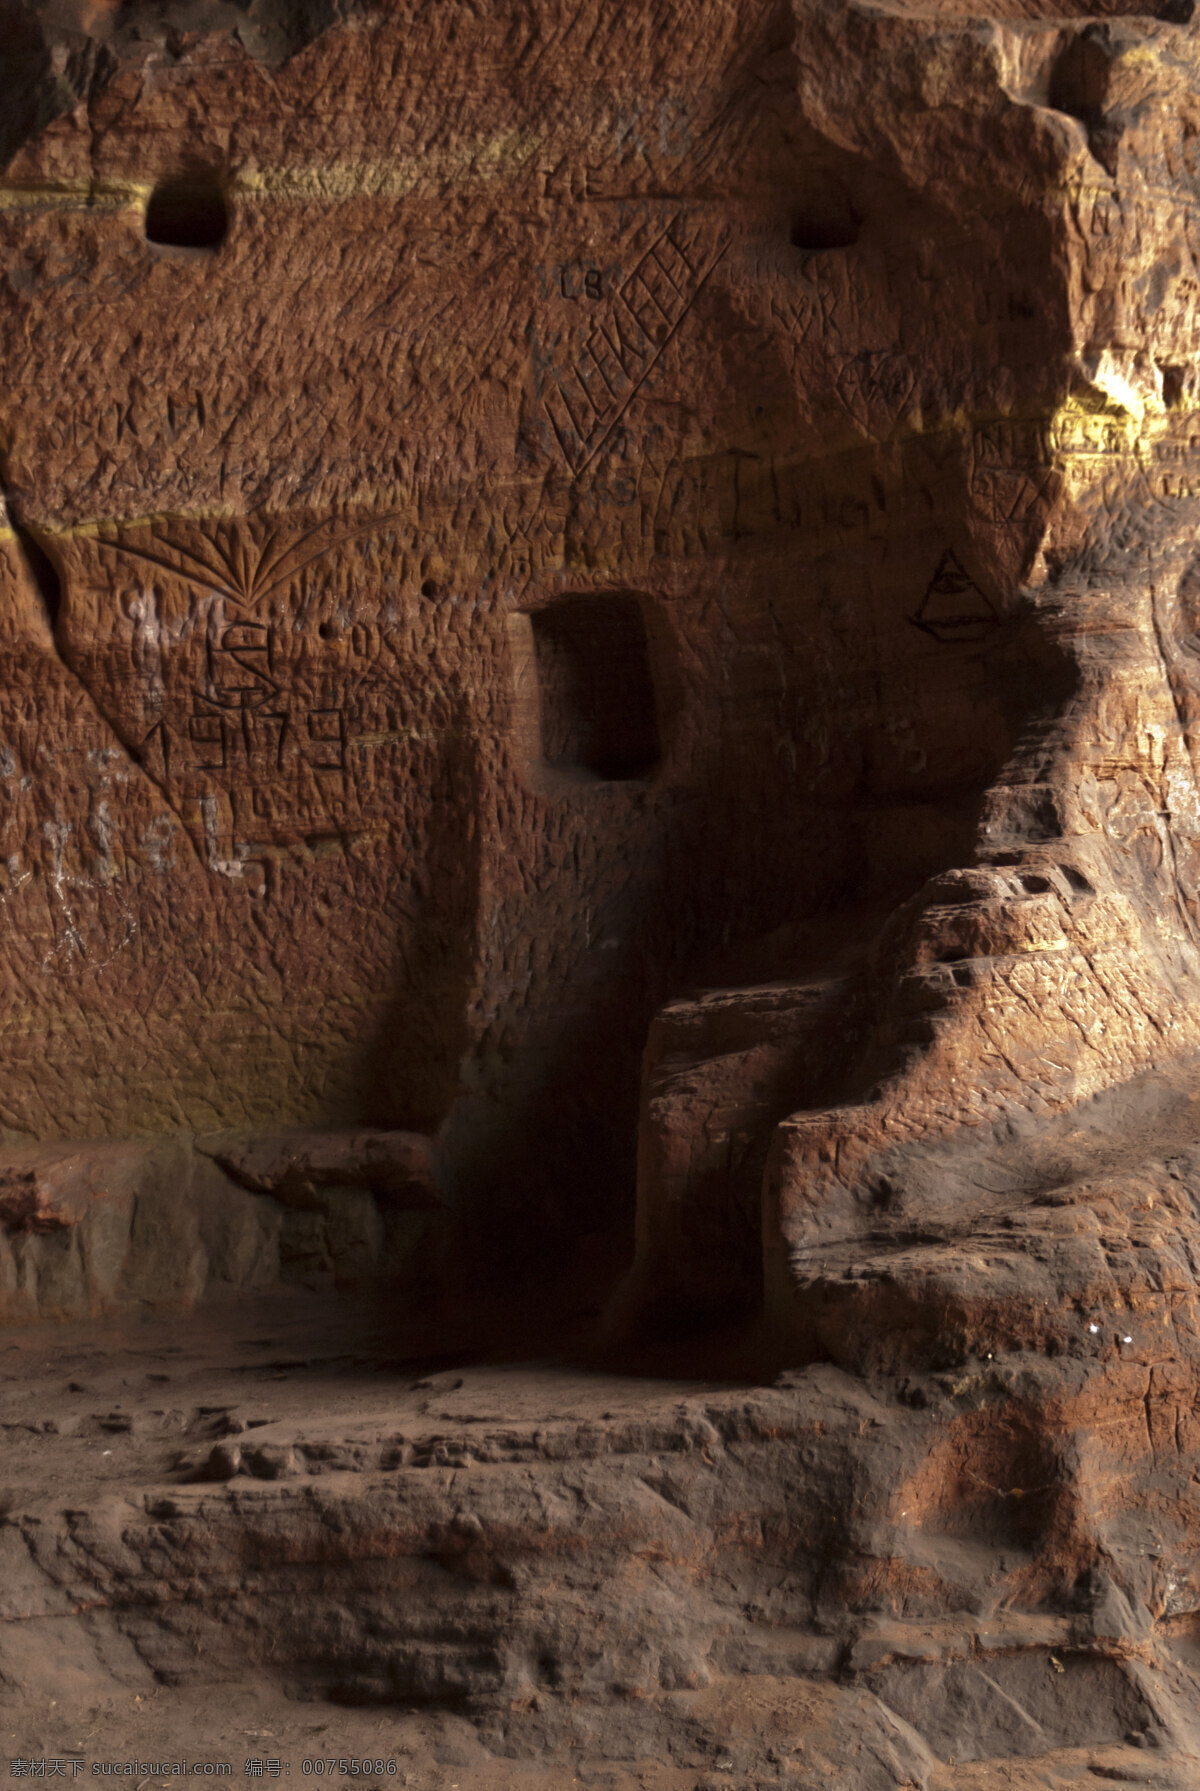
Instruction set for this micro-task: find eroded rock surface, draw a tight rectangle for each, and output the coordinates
[4,1300,1200,1788]
[7,0,1200,1781]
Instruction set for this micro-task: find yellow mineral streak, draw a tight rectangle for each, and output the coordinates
[235,135,540,202]
[0,176,153,212]
[0,134,540,215]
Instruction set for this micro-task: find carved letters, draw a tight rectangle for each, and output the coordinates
[540,213,727,475]
[79,516,410,871]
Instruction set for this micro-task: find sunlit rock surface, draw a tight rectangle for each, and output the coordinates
[5,0,1200,1781]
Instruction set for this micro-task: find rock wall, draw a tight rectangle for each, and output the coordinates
[1,0,908,1274]
[3,0,1163,1295]
[12,1,1200,1782]
[4,0,1200,1346]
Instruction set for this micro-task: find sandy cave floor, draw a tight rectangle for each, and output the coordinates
[0,1290,767,1780]
[0,1294,1188,1791]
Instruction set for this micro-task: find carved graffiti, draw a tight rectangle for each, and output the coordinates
[835,352,915,435]
[541,214,727,476]
[911,550,999,644]
[72,512,413,875]
[93,511,397,617]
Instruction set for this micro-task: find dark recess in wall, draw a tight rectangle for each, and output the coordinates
[531,593,661,781]
[145,174,229,249]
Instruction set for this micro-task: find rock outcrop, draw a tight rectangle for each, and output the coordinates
[8,0,1200,1781]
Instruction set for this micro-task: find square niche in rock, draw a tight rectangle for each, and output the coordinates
[526,592,661,782]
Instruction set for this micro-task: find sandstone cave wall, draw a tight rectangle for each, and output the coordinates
[0,0,1192,1284]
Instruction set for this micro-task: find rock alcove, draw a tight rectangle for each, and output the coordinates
[2,0,1200,1782]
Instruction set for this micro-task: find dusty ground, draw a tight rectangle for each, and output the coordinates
[0,1292,1194,1790]
[0,1290,759,1780]
[0,1284,746,1508]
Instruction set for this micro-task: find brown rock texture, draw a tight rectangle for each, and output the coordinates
[10,0,1200,1782]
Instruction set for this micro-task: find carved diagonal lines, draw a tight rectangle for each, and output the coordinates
[543,215,728,477]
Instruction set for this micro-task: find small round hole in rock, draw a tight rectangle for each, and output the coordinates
[145,174,228,251]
